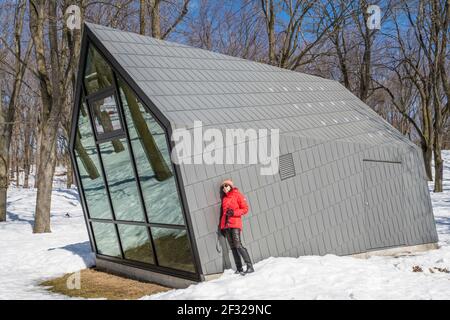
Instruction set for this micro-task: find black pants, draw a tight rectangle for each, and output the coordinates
[224,228,252,271]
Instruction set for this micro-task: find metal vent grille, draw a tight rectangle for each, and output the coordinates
[279,153,296,180]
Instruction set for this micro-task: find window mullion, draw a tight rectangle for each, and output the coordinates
[112,71,160,267]
[84,86,124,259]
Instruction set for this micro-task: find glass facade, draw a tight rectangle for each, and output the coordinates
[118,79,185,226]
[100,138,145,222]
[91,222,121,257]
[73,44,197,276]
[91,94,122,135]
[151,228,195,273]
[74,101,112,220]
[118,224,154,264]
[84,45,114,95]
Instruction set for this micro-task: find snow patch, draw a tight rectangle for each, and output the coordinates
[0,186,94,299]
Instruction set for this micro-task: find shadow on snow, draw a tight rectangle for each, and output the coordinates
[48,241,94,267]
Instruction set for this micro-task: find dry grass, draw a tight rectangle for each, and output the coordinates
[40,268,170,300]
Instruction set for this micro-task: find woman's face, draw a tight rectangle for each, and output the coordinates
[222,184,232,194]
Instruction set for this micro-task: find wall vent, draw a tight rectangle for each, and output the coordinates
[279,153,296,180]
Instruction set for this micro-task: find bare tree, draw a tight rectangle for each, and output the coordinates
[431,0,449,192]
[381,0,449,185]
[260,0,346,70]
[322,0,392,102]
[29,0,81,232]
[148,0,190,39]
[61,0,85,189]
[185,0,265,60]
[353,0,377,102]
[0,0,32,222]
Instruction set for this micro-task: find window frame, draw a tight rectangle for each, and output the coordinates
[73,99,114,221]
[116,76,187,226]
[69,35,202,281]
[97,136,148,223]
[90,220,123,258]
[86,87,126,142]
[83,44,115,96]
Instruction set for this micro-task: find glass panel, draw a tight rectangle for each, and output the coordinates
[118,79,185,225]
[151,227,195,273]
[118,224,154,264]
[99,138,145,222]
[92,222,121,257]
[74,101,112,219]
[84,45,114,95]
[90,94,122,135]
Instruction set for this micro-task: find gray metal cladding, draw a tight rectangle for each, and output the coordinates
[86,23,439,277]
[183,137,437,275]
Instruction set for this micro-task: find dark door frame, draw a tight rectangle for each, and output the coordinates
[362,159,407,251]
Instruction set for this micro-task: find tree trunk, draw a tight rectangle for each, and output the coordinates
[140,0,146,35]
[0,188,6,222]
[9,140,15,182]
[15,126,20,187]
[33,124,58,233]
[24,163,30,188]
[15,160,19,187]
[358,1,373,103]
[23,110,32,189]
[66,153,73,189]
[433,132,443,192]
[29,0,62,233]
[0,133,7,222]
[261,0,276,64]
[34,124,41,189]
[23,136,30,189]
[422,144,433,181]
[0,159,6,221]
[150,0,161,39]
[29,0,83,232]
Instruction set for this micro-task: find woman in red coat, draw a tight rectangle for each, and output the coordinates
[220,179,254,275]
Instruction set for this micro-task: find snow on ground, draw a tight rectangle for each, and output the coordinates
[0,170,94,299]
[145,151,450,300]
[1,154,450,299]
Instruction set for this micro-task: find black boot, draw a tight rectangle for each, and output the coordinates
[234,268,245,275]
[245,263,254,274]
[231,248,244,275]
[238,247,254,274]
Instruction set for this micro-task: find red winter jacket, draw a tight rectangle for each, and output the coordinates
[220,188,249,230]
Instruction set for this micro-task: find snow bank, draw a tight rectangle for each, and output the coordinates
[0,184,94,299]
